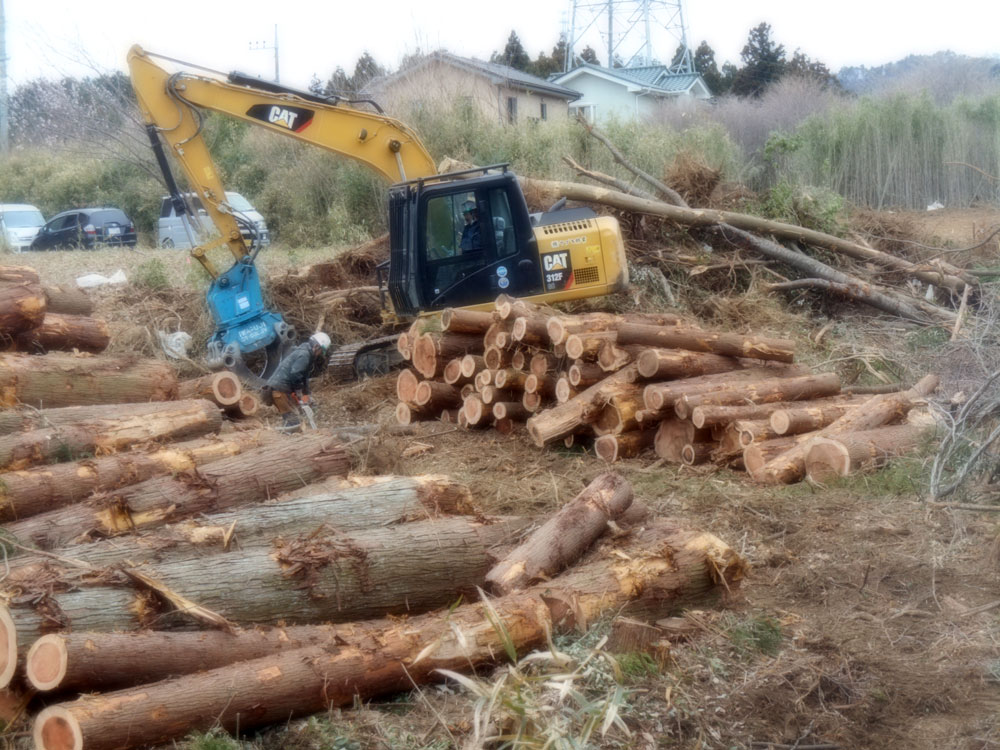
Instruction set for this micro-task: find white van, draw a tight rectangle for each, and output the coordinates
[157,192,270,249]
[0,204,46,252]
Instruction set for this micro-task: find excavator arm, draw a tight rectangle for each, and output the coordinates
[128,45,437,277]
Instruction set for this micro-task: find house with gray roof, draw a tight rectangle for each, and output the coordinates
[365,51,582,124]
[552,63,711,121]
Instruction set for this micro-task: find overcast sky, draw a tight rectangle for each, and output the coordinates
[5,0,998,89]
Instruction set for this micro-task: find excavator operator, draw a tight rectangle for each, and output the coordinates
[263,332,331,432]
[459,200,482,252]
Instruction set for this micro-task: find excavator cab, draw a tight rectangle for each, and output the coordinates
[386,165,543,316]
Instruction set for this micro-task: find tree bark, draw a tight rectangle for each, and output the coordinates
[42,285,94,317]
[8,518,529,657]
[617,322,795,363]
[493,402,530,421]
[4,476,477,589]
[674,373,842,420]
[440,308,494,334]
[597,343,645,372]
[756,374,939,484]
[594,429,656,462]
[637,348,744,380]
[770,401,860,435]
[804,423,934,482]
[0,281,46,339]
[29,520,746,750]
[0,431,273,523]
[565,331,617,361]
[590,384,644,435]
[568,362,605,388]
[526,365,638,446]
[511,315,550,346]
[654,419,712,463]
[178,373,242,408]
[546,311,682,346]
[414,380,462,409]
[642,366,807,412]
[0,354,178,408]
[486,473,632,594]
[681,442,715,466]
[13,314,109,354]
[4,434,350,549]
[395,402,435,425]
[0,401,206,436]
[412,332,483,380]
[690,396,857,429]
[0,265,39,284]
[0,399,223,472]
[493,368,527,390]
[742,433,818,477]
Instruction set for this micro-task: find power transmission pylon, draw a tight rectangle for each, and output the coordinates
[563,0,694,73]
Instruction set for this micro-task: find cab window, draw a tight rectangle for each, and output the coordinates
[424,193,463,261]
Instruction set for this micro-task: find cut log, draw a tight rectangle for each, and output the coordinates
[743,434,818,477]
[546,311,682,346]
[590,384,643,436]
[395,332,412,361]
[396,402,435,425]
[494,295,549,322]
[463,394,489,426]
[414,380,462,410]
[493,402,529,421]
[0,402,206,437]
[770,401,860,435]
[224,392,260,420]
[510,349,527,371]
[734,419,782,446]
[637,348,743,380]
[395,368,419,405]
[681,442,715,466]
[13,313,109,354]
[511,316,550,346]
[474,369,493,391]
[493,368,527,390]
[565,331,617,360]
[526,365,639,447]
[568,362,605,388]
[442,357,463,385]
[0,399,222,472]
[529,352,559,378]
[617,322,795,363]
[673,373,842,420]
[0,280,46,338]
[5,475,477,587]
[480,385,519,406]
[3,434,350,550]
[178,372,242,408]
[460,354,486,380]
[522,391,543,413]
[483,322,512,350]
[523,373,554,397]
[0,265,39,284]
[494,417,515,434]
[643,366,806,413]
[29,520,745,750]
[757,374,939,485]
[690,396,857,430]
[594,429,656,462]
[607,616,669,661]
[483,346,511,370]
[9,517,528,657]
[0,353,178,408]
[597,343,645,372]
[0,431,273,523]
[804,423,934,482]
[654,419,712,463]
[42,284,93,317]
[487,473,634,594]
[412,333,482,380]
[440,308,494,334]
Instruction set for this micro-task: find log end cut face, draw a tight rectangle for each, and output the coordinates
[34,705,84,750]
[0,605,15,689]
[27,634,69,691]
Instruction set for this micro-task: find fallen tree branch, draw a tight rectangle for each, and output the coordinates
[562,155,659,201]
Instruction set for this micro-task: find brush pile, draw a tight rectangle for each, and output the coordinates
[396,294,938,485]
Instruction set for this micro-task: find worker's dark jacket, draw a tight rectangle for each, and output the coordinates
[460,220,482,252]
[267,342,322,395]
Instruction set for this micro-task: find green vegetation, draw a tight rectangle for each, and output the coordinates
[723,613,784,657]
[133,258,170,291]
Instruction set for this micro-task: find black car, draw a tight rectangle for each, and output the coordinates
[30,208,137,250]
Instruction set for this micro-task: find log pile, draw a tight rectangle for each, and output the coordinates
[0,266,108,354]
[396,294,937,485]
[0,461,744,750]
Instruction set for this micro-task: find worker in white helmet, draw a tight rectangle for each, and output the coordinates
[263,332,331,432]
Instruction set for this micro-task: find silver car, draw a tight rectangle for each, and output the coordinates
[157,192,270,249]
[0,204,46,252]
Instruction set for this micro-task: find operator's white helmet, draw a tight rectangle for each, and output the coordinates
[309,332,332,352]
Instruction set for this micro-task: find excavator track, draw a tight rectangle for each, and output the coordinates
[327,334,404,381]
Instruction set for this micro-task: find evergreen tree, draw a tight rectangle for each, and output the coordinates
[491,31,532,71]
[693,41,725,94]
[786,50,842,90]
[351,52,385,92]
[579,46,600,65]
[731,22,787,97]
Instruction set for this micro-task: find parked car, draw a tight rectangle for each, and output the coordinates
[30,208,137,250]
[158,192,270,249]
[0,204,46,252]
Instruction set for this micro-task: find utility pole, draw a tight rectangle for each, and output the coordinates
[249,24,280,83]
[0,0,9,153]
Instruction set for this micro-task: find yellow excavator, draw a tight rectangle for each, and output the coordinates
[127,46,629,381]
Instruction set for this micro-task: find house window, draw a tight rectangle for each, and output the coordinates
[540,102,547,121]
[507,96,517,123]
[569,104,596,123]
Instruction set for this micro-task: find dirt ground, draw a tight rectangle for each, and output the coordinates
[13,206,1000,750]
